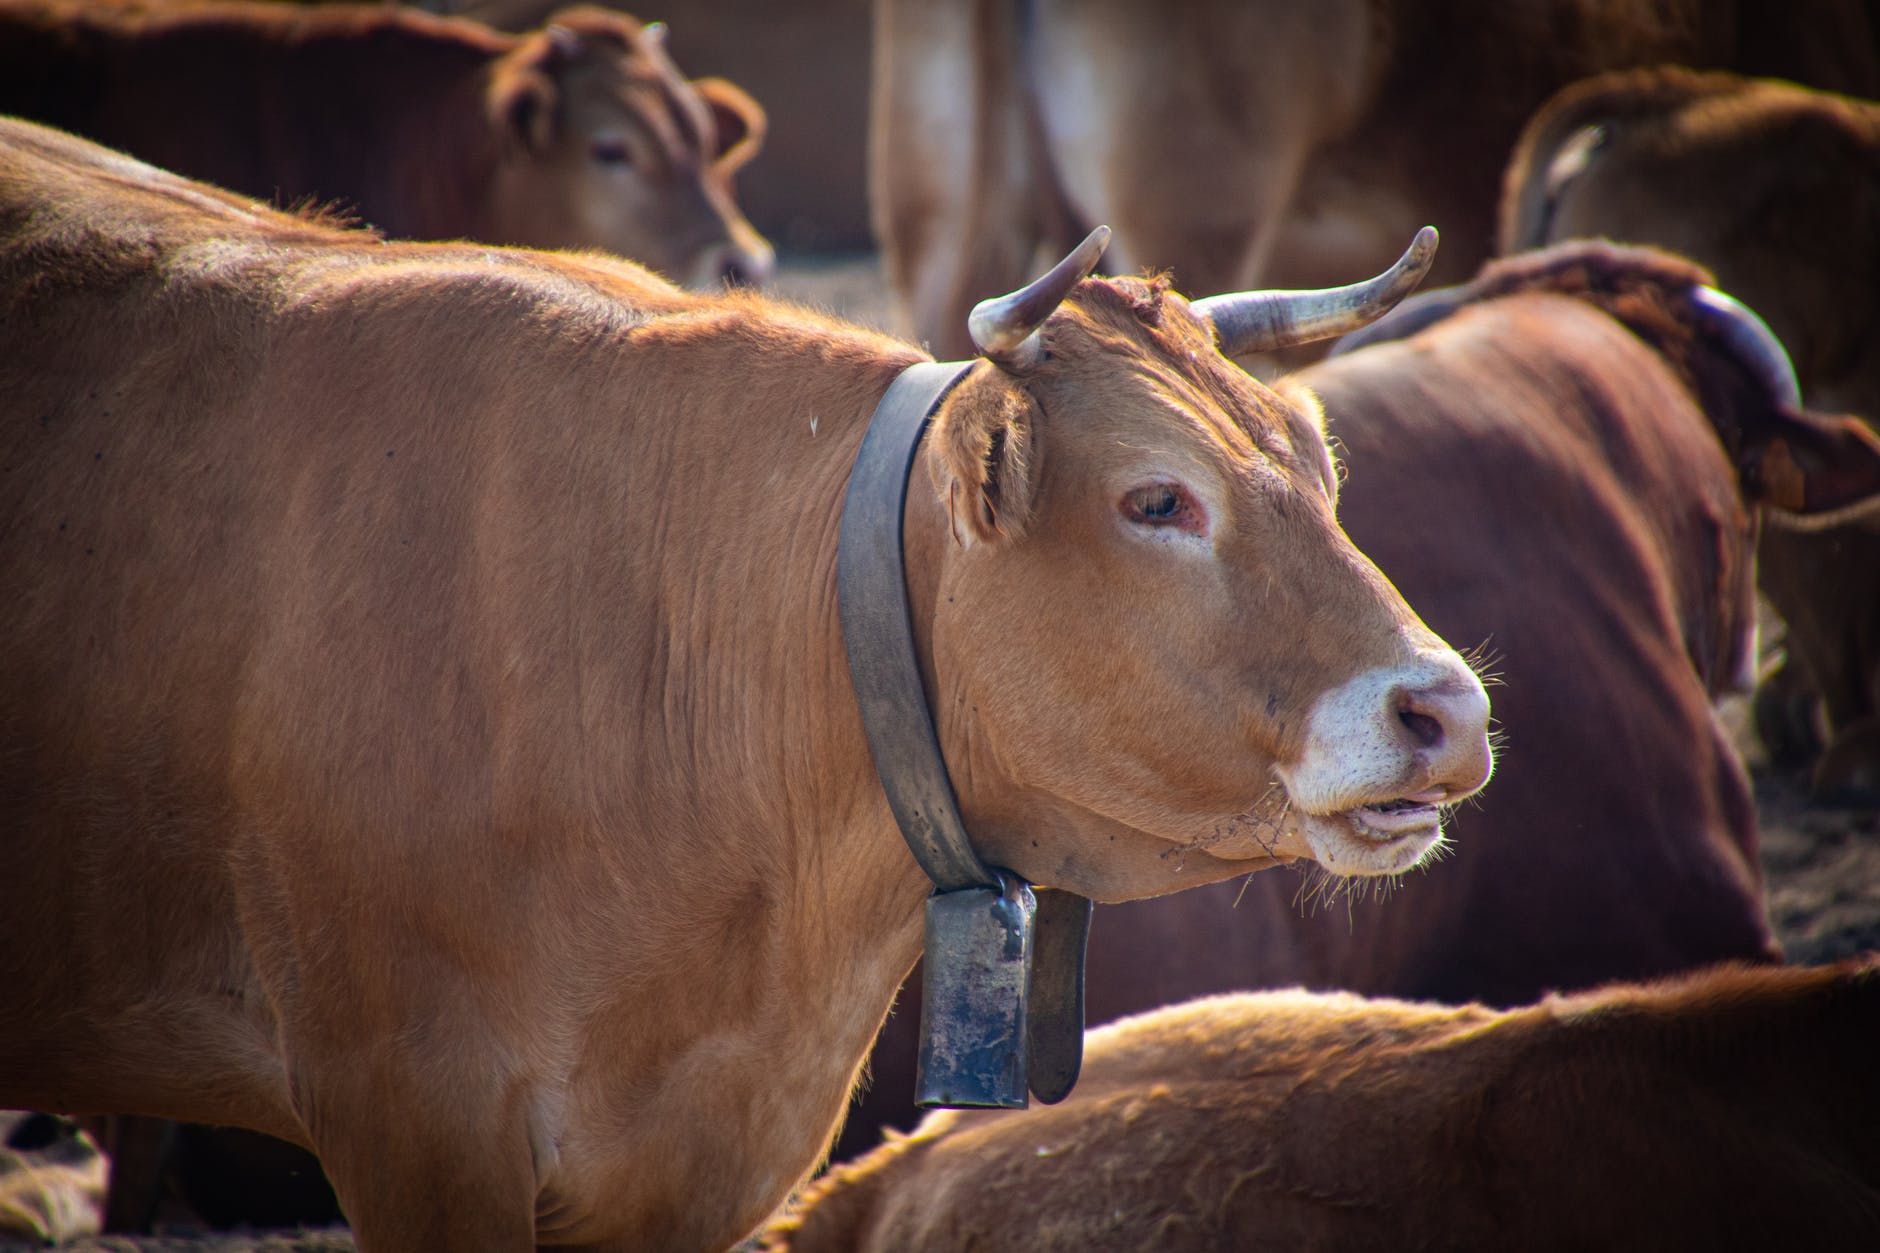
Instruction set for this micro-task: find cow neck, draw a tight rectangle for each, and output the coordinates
[838,358,1092,1111]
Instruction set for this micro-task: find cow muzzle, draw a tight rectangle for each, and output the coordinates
[691,238,776,290]
[1274,648,1493,876]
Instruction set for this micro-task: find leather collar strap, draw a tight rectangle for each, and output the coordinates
[836,358,991,892]
[837,356,1092,1109]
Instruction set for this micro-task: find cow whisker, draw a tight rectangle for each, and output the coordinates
[1458,638,1507,689]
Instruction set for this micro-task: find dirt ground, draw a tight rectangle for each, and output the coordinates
[1752,768,1880,962]
[7,254,1876,1252]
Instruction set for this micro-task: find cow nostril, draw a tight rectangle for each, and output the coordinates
[1398,706,1444,749]
[720,257,754,288]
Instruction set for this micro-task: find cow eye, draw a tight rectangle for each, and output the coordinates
[1121,483,1204,533]
[1134,487,1180,519]
[590,137,632,166]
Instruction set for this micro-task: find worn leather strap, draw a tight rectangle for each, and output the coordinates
[837,359,991,892]
[838,356,1094,1108]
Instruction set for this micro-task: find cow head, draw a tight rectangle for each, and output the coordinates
[485,7,774,288]
[910,231,1494,903]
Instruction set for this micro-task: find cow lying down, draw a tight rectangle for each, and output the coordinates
[0,0,775,287]
[772,959,1880,1252]
[0,119,1489,1250]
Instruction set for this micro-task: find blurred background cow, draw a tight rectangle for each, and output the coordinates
[2,0,1877,1246]
[870,0,1879,357]
[1502,67,1880,803]
[0,0,777,287]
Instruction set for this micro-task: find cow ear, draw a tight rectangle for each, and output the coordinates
[692,77,767,173]
[928,368,1037,546]
[1738,406,1880,528]
[488,31,574,152]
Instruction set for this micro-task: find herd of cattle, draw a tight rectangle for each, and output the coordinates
[1,0,1878,1250]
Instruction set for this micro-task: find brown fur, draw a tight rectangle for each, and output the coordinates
[835,242,1880,1159]
[0,0,773,286]
[873,0,1880,357]
[773,960,1880,1252]
[0,118,1487,1249]
[1501,67,1880,797]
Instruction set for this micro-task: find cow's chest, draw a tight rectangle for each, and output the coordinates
[538,933,923,1248]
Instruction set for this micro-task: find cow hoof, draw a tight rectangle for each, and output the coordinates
[1812,718,1880,807]
[1754,663,1824,769]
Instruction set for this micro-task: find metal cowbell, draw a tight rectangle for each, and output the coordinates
[914,873,1035,1109]
[1025,888,1093,1105]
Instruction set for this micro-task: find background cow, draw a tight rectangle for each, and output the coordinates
[1501,67,1880,800]
[0,0,776,287]
[872,0,1880,356]
[835,242,1880,1160]
[772,960,1880,1252]
[0,119,1487,1249]
[417,0,876,253]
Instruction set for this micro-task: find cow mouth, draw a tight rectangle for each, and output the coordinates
[1349,796,1443,838]
[1293,789,1448,876]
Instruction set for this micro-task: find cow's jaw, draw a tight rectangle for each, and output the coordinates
[1274,648,1493,877]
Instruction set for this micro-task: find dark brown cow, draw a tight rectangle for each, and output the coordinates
[0,0,775,286]
[772,959,1880,1252]
[874,0,1880,357]
[836,243,1880,1160]
[1501,67,1880,799]
[0,119,1490,1250]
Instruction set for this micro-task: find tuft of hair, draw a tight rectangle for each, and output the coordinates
[1075,272,1175,331]
[282,194,375,236]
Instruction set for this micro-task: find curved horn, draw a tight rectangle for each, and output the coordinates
[1690,286,1801,409]
[1326,283,1468,358]
[1194,226,1439,358]
[968,226,1112,369]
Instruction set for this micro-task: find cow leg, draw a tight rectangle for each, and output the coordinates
[1814,716,1880,804]
[1754,655,1826,768]
[90,1115,176,1232]
[872,0,1039,357]
[1758,522,1880,793]
[299,1068,538,1252]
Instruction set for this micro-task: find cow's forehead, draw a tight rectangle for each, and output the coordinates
[1038,279,1322,470]
[555,44,713,169]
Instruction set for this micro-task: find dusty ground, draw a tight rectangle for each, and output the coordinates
[1754,770,1880,962]
[6,255,1875,1251]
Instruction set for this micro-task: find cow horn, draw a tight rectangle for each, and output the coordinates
[1194,226,1440,357]
[1690,286,1801,409]
[1326,284,1467,358]
[968,226,1112,369]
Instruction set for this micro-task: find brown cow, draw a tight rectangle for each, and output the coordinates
[0,120,1490,1249]
[1501,67,1880,799]
[873,0,1880,358]
[835,243,1880,1160]
[0,0,775,287]
[427,0,876,252]
[771,959,1880,1252]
